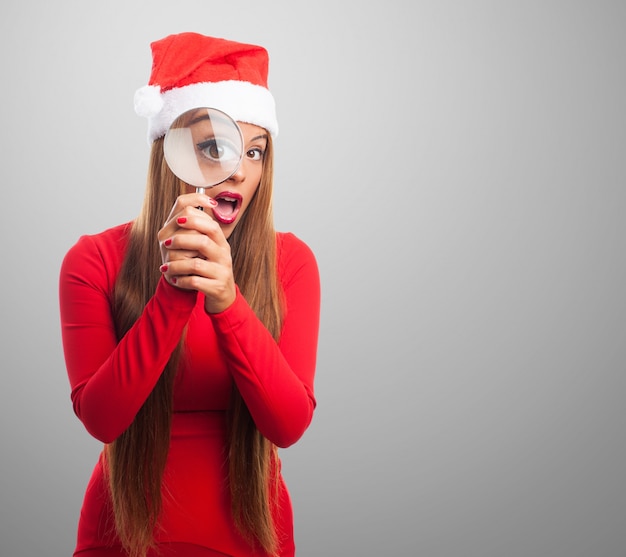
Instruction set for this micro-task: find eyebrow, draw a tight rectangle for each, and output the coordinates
[189,114,210,125]
[249,134,268,143]
[189,113,230,126]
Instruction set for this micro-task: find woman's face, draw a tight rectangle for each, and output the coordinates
[184,122,268,238]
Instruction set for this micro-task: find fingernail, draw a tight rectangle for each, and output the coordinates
[172,277,177,284]
[164,238,172,247]
[208,198,218,207]
[177,217,187,224]
[160,264,168,273]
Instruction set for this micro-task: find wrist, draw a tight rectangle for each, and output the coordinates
[203,289,237,314]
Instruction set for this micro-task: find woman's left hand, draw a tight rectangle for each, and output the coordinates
[160,200,236,314]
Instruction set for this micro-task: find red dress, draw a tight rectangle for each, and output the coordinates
[59,223,320,556]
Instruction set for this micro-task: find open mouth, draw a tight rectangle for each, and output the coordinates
[212,191,243,224]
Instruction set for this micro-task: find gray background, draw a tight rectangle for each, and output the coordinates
[1,0,625,556]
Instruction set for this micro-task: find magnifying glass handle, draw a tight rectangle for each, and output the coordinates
[196,187,205,211]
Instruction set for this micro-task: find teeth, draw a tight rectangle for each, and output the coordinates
[219,196,237,203]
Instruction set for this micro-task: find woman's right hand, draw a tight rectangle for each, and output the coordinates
[157,192,238,312]
[157,192,218,288]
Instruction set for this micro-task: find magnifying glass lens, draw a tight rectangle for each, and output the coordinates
[164,107,244,192]
[197,137,241,164]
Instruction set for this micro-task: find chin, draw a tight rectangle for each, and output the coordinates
[219,222,237,239]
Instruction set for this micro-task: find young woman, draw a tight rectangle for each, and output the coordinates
[59,32,320,557]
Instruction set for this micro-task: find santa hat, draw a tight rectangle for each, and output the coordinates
[134,32,278,143]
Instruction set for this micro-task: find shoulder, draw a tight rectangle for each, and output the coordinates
[277,231,317,265]
[276,232,319,286]
[60,222,133,290]
[65,222,132,261]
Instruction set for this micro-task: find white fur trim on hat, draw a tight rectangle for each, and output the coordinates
[135,80,278,143]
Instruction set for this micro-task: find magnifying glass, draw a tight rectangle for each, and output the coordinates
[164,107,244,201]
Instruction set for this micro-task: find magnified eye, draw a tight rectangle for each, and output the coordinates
[197,137,240,163]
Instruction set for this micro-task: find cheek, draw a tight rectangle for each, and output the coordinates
[237,180,261,217]
[239,192,256,217]
[245,179,261,204]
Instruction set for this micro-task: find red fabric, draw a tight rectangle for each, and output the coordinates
[59,223,320,557]
[149,33,270,91]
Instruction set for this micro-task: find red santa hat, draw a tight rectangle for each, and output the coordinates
[134,32,278,143]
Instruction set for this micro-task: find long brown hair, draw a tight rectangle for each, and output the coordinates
[106,134,283,557]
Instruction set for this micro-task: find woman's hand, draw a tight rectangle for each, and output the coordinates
[158,192,237,313]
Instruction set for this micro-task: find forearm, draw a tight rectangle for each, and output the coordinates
[211,291,317,447]
[62,272,197,443]
[210,239,321,447]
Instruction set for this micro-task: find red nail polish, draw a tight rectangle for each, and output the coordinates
[177,217,187,224]
[164,238,172,247]
[172,277,177,284]
[160,264,168,272]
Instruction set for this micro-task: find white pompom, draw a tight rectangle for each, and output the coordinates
[134,85,164,118]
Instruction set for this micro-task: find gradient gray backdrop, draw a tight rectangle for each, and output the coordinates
[1,1,625,556]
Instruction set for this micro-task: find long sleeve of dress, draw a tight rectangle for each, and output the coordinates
[59,227,198,443]
[59,227,320,448]
[211,233,321,448]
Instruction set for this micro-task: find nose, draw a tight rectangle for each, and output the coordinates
[227,160,246,184]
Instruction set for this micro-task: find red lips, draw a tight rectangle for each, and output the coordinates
[211,191,243,224]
